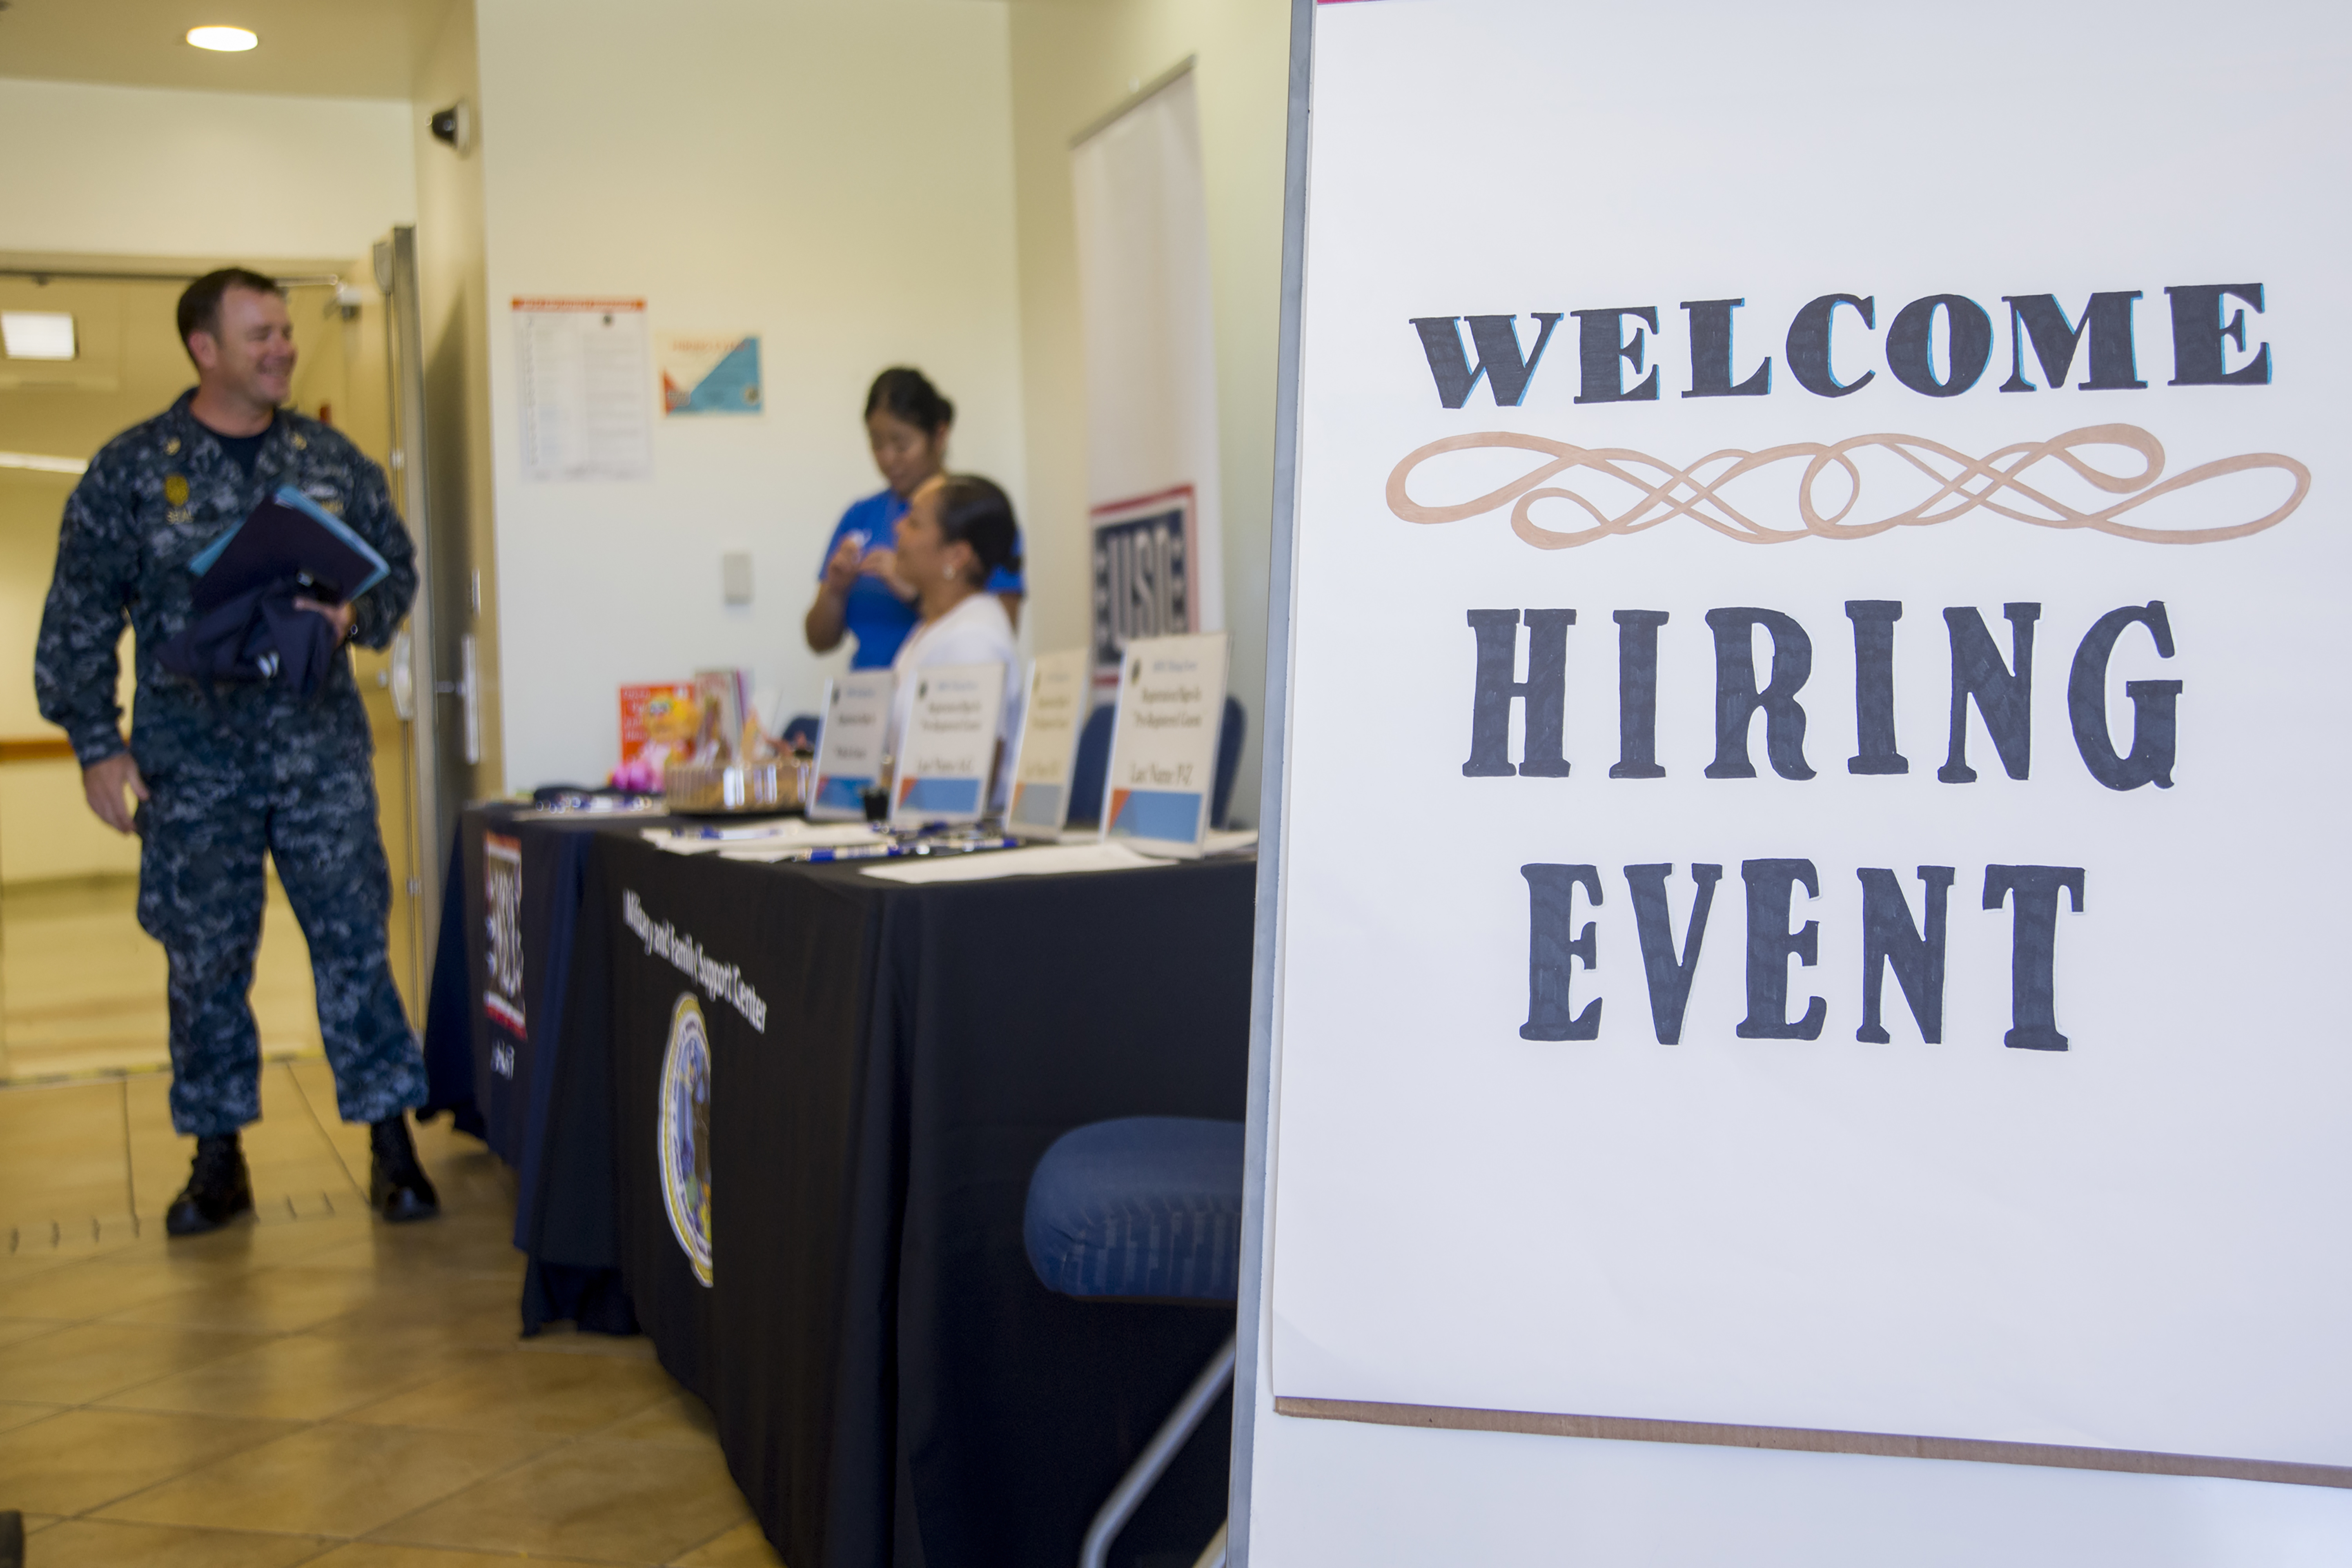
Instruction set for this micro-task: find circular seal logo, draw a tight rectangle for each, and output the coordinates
[657,993,713,1286]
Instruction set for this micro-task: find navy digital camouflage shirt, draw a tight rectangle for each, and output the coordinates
[35,391,419,774]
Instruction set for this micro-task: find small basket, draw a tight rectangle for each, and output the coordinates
[662,757,805,815]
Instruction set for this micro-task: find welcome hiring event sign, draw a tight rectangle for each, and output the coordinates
[1239,0,2351,1559]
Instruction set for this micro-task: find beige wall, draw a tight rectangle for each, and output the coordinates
[412,0,505,800]
[0,274,185,884]
[1005,0,1292,822]
[0,76,415,260]
[0,70,422,882]
[0,270,399,885]
[0,462,140,884]
[474,0,1029,789]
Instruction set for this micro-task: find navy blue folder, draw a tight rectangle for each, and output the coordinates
[189,484,390,611]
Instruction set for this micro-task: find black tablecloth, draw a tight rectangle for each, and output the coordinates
[423,804,672,1331]
[581,835,1253,1568]
[419,831,486,1138]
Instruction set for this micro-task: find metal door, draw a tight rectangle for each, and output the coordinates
[373,226,478,997]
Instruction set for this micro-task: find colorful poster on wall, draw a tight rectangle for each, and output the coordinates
[659,332,763,416]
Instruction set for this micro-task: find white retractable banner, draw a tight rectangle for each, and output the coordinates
[1074,66,1227,692]
[1238,0,2352,1561]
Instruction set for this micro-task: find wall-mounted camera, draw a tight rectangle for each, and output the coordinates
[429,100,474,155]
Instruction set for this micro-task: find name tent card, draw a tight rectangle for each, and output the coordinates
[1100,632,1226,858]
[806,672,892,820]
[892,662,1007,827]
[1006,648,1090,838]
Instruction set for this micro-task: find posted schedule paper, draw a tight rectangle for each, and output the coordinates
[1244,0,2352,1560]
[512,298,652,483]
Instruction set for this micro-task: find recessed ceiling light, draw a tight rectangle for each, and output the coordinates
[1,312,77,361]
[186,25,258,52]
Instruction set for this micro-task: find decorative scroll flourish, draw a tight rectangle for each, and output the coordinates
[1384,424,2309,550]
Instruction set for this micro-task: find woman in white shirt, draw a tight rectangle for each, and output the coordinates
[884,473,1025,805]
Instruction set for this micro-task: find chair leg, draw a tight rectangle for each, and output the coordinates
[1078,1334,1237,1568]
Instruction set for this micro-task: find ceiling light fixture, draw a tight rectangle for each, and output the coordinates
[186,25,258,52]
[0,452,90,477]
[0,312,76,361]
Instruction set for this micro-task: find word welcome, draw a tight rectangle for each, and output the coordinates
[622,889,770,1033]
[1413,286,2271,408]
[1466,601,2178,791]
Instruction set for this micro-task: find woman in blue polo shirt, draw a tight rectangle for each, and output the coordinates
[803,367,1022,667]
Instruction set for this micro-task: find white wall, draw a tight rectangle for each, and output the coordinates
[1006,0,1292,822]
[0,76,415,259]
[474,0,1029,789]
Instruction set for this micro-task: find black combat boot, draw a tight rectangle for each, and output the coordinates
[165,1132,253,1236]
[370,1114,440,1222]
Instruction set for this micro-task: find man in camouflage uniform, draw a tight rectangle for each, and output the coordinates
[36,268,439,1234]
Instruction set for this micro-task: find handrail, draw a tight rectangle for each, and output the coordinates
[0,452,87,476]
[0,737,78,764]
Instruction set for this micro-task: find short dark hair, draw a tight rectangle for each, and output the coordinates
[934,474,1019,577]
[176,267,283,361]
[864,366,953,435]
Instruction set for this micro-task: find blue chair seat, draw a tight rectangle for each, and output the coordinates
[1024,1117,1244,1303]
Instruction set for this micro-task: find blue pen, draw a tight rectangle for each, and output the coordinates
[800,836,1019,863]
[695,822,844,842]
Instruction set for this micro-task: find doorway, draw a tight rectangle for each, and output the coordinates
[0,259,424,1085]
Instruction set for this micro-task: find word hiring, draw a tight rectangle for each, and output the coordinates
[1521,860,2082,1051]
[1467,601,2178,791]
[1412,285,2270,408]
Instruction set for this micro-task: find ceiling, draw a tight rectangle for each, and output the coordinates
[0,0,457,100]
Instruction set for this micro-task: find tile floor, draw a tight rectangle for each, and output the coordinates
[0,1058,784,1566]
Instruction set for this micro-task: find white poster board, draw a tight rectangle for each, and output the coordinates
[807,672,892,821]
[1007,648,1091,838]
[1101,632,1225,858]
[1238,0,2352,1562]
[891,662,1007,827]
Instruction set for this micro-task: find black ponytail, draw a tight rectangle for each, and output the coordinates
[864,366,954,435]
[934,474,1019,577]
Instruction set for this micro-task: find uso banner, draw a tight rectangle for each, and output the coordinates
[1240,0,2352,1561]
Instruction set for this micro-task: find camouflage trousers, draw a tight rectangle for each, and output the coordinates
[138,742,425,1136]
